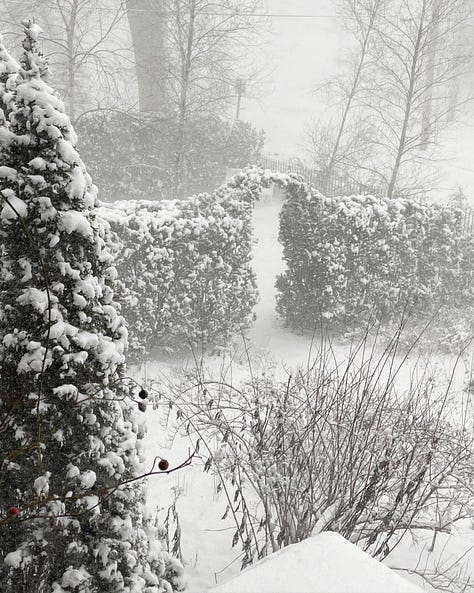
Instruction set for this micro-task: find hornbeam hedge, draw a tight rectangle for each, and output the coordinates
[275,177,474,332]
[97,174,260,359]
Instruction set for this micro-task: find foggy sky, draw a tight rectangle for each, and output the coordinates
[243,0,344,158]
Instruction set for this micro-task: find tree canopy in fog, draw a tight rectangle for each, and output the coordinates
[308,0,471,197]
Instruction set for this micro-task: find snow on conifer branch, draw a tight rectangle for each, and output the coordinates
[0,22,184,592]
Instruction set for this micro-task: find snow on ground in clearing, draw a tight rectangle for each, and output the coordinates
[208,532,424,593]
[385,523,474,593]
[136,188,473,592]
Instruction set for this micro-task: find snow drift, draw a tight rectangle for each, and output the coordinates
[208,532,423,593]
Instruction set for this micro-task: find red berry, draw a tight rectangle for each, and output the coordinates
[138,389,148,400]
[7,507,19,517]
[158,459,169,471]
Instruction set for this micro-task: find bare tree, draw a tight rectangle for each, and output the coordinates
[365,0,470,197]
[0,0,133,122]
[165,0,263,195]
[307,0,386,183]
[305,116,376,189]
[308,0,470,197]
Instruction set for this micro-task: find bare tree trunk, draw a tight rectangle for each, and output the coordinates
[387,0,428,198]
[64,0,78,122]
[126,0,166,112]
[420,0,440,149]
[447,74,460,121]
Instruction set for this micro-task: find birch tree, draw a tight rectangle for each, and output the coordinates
[366,0,470,196]
[166,0,262,195]
[307,0,386,184]
[309,0,469,196]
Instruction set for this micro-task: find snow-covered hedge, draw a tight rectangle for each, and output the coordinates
[276,182,474,331]
[97,177,259,358]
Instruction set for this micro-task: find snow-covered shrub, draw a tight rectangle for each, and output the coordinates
[0,24,183,592]
[275,180,474,332]
[97,173,260,359]
[164,329,474,575]
[77,111,264,201]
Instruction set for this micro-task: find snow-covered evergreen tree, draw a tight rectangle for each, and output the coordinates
[0,21,183,593]
[0,34,18,124]
[0,35,19,287]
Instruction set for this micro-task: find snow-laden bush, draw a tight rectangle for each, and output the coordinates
[0,24,183,593]
[97,174,260,359]
[162,329,474,582]
[76,111,264,201]
[276,182,474,332]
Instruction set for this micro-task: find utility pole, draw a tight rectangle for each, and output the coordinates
[235,77,246,120]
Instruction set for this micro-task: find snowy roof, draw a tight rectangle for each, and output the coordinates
[207,532,424,593]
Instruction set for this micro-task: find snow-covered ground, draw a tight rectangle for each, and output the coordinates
[136,189,474,592]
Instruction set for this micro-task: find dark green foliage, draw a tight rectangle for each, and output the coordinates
[76,111,264,201]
